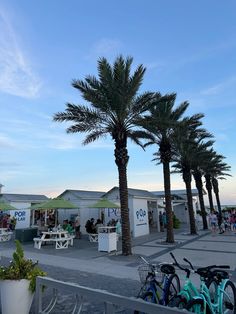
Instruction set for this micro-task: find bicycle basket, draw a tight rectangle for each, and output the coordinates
[138,264,162,284]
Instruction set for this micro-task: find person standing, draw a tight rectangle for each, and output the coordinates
[74,214,81,239]
[159,212,164,232]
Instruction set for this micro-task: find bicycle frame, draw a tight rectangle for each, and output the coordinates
[191,277,232,313]
[178,275,200,302]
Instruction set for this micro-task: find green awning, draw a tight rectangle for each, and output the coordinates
[89,198,120,208]
[0,202,17,211]
[30,198,77,210]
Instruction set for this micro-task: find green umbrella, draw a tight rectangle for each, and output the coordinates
[30,198,77,210]
[0,201,17,211]
[30,198,78,227]
[89,198,120,208]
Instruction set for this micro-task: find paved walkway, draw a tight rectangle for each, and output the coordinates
[1,225,236,282]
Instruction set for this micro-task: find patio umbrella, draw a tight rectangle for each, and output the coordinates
[0,201,17,211]
[89,198,120,209]
[89,198,120,225]
[30,198,78,226]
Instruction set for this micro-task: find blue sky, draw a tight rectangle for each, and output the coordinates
[0,0,235,204]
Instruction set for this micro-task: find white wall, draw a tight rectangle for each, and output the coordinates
[132,198,149,237]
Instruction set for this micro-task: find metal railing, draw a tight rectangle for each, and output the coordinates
[35,276,186,313]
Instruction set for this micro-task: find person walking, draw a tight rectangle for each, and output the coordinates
[208,211,217,233]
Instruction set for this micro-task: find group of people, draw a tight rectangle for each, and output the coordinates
[0,213,16,230]
[208,210,236,234]
[85,218,121,235]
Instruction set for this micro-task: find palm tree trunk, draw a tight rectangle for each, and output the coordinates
[183,170,197,234]
[212,177,222,226]
[115,144,132,255]
[163,161,174,243]
[205,174,214,211]
[193,172,208,229]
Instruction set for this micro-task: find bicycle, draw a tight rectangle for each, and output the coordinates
[185,264,236,313]
[168,252,202,308]
[134,256,180,312]
[170,253,233,313]
[169,252,236,313]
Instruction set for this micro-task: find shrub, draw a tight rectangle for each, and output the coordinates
[0,240,46,292]
[173,214,181,229]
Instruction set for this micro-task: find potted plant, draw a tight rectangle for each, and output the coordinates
[0,240,46,314]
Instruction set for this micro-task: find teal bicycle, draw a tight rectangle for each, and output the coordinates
[169,253,236,313]
[185,265,236,313]
[169,252,202,308]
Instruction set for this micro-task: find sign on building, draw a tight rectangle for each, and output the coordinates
[10,209,31,229]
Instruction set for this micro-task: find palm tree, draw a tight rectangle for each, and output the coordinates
[53,56,156,255]
[192,144,215,230]
[172,115,206,235]
[139,94,189,243]
[204,153,231,224]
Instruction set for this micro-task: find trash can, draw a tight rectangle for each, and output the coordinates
[98,226,117,253]
[15,228,38,242]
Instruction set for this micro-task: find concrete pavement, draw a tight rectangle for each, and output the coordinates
[1,225,236,282]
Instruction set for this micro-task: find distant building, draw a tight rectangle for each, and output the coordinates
[152,189,202,223]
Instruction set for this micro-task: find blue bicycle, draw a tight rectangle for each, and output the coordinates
[134,256,180,313]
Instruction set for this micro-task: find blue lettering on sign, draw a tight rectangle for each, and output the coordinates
[108,208,120,217]
[14,211,26,221]
[136,208,146,222]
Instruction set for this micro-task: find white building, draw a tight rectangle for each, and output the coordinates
[58,189,105,233]
[152,189,201,224]
[0,193,48,229]
[103,187,159,237]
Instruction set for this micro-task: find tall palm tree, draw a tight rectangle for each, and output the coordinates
[172,116,206,235]
[139,94,189,243]
[53,56,156,255]
[192,143,215,230]
[204,153,231,224]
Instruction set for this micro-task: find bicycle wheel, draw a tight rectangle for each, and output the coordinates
[133,291,156,314]
[165,274,181,304]
[186,298,210,314]
[168,295,187,309]
[221,280,236,314]
[206,278,218,303]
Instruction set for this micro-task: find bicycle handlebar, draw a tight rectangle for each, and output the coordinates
[170,252,191,276]
[170,252,230,281]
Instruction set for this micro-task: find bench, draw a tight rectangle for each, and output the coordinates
[88,233,98,242]
[65,234,75,246]
[33,237,71,250]
[34,237,43,249]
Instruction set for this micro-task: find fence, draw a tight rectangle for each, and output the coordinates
[35,276,186,313]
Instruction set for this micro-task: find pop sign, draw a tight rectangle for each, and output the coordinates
[10,209,31,229]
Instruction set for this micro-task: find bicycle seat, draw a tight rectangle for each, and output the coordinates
[160,264,175,275]
[196,267,210,278]
[211,269,229,280]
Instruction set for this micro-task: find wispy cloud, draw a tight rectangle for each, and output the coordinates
[0,133,18,148]
[85,38,123,60]
[200,76,236,96]
[0,7,41,98]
